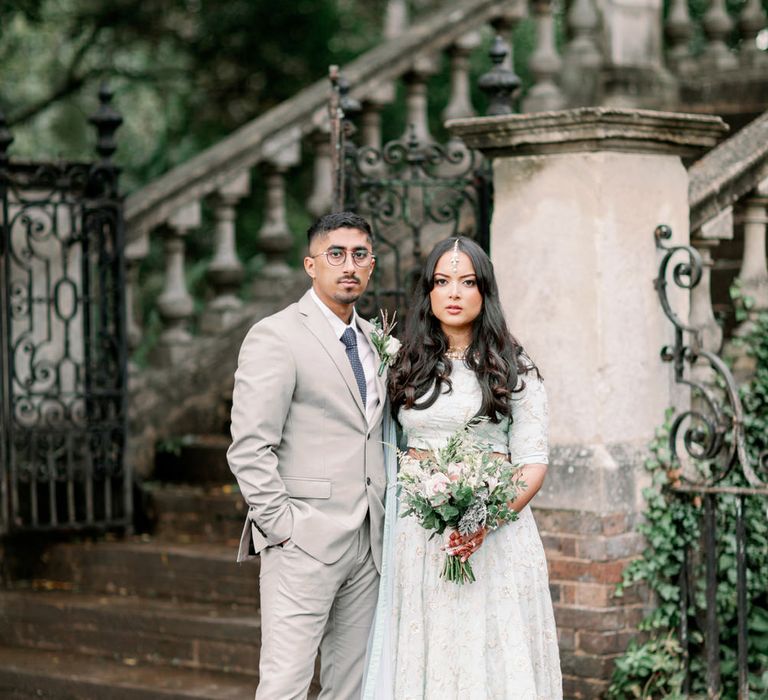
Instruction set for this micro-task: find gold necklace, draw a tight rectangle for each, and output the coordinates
[444,345,469,360]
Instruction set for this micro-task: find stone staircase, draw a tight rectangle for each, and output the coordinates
[0,431,316,699]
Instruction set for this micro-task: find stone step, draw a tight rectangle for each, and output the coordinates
[0,644,257,699]
[9,538,259,607]
[144,483,246,544]
[154,434,233,485]
[0,590,260,676]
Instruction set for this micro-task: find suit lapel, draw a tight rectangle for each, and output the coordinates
[298,292,366,419]
[358,317,387,428]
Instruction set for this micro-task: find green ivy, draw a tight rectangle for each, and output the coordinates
[608,306,768,699]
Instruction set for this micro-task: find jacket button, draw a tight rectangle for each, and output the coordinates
[366,477,372,485]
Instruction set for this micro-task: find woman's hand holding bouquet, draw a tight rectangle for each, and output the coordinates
[398,422,526,584]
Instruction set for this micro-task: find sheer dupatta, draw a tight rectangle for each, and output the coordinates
[361,410,399,699]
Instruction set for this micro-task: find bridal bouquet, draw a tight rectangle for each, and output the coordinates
[398,423,526,585]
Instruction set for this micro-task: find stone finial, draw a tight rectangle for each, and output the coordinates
[0,108,13,165]
[88,84,123,163]
[478,35,520,116]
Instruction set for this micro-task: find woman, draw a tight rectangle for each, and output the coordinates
[364,236,562,699]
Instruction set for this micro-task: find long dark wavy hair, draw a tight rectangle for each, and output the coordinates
[389,236,537,422]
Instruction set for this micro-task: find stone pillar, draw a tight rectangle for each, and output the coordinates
[449,108,727,698]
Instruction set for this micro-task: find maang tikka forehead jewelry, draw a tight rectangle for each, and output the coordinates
[449,239,460,273]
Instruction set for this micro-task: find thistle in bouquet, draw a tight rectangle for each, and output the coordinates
[398,422,527,585]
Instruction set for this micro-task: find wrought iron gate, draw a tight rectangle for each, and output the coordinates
[654,224,768,698]
[329,70,492,322]
[0,88,130,534]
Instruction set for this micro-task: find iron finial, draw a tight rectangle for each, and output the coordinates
[338,73,361,119]
[478,35,521,116]
[88,83,123,164]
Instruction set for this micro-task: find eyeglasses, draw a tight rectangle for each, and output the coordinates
[310,247,375,268]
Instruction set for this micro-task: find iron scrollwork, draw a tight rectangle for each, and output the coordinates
[344,126,492,322]
[0,87,129,534]
[654,224,767,488]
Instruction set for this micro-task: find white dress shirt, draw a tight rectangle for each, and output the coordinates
[310,288,379,424]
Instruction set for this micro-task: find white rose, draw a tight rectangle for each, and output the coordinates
[385,336,401,355]
[400,455,421,476]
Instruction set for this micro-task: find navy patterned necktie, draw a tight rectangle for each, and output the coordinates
[340,327,367,408]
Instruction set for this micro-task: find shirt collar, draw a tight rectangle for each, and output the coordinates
[309,287,359,340]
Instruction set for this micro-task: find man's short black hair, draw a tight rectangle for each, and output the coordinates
[307,211,373,247]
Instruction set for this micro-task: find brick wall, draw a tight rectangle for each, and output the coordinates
[535,508,649,699]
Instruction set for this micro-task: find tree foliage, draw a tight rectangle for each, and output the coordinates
[1,0,387,190]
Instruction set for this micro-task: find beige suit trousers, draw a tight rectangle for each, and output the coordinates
[255,519,379,700]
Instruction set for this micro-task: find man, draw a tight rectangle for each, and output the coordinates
[227,211,387,699]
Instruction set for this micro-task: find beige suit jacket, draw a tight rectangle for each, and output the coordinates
[227,290,387,572]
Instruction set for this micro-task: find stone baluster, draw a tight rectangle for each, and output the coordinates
[690,208,733,360]
[738,0,768,68]
[523,0,566,113]
[360,102,383,151]
[561,0,603,104]
[734,188,768,335]
[358,93,393,179]
[442,32,480,123]
[401,58,438,146]
[665,0,696,75]
[307,128,333,218]
[690,212,731,419]
[701,0,738,70]
[152,201,200,365]
[124,233,149,371]
[200,172,250,334]
[252,142,301,300]
[384,0,408,39]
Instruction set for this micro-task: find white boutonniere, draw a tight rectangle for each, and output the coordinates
[369,310,400,376]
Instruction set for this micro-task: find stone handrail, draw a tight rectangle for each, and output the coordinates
[686,109,768,359]
[689,109,768,233]
[124,0,522,241]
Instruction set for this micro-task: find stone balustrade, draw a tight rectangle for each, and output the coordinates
[687,109,768,376]
[123,0,767,369]
[123,0,527,367]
